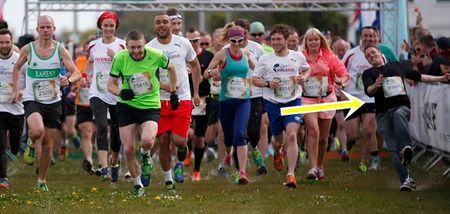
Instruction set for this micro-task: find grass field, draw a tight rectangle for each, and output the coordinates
[1,148,449,213]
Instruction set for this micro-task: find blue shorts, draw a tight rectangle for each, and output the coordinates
[264,98,302,136]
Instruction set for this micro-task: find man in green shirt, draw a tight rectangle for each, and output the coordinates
[108,30,177,197]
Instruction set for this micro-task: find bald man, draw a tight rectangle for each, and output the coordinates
[12,15,81,191]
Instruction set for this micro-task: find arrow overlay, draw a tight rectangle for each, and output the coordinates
[280,91,365,120]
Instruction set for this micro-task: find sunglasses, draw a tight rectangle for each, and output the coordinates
[189,38,200,43]
[229,38,244,44]
[414,47,421,54]
[200,42,210,46]
[251,33,264,37]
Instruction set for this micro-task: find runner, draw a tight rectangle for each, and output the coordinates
[253,24,311,188]
[147,13,201,189]
[0,29,25,189]
[12,15,81,191]
[301,28,349,180]
[84,11,125,182]
[166,8,183,36]
[108,30,176,196]
[205,22,255,184]
[362,45,450,191]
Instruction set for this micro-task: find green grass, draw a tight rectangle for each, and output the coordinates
[1,149,449,213]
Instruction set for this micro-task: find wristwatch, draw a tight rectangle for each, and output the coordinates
[264,81,270,88]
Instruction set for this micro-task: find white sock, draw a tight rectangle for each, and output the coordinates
[132,175,143,187]
[163,170,173,182]
[287,172,295,176]
[37,178,46,183]
[140,147,149,156]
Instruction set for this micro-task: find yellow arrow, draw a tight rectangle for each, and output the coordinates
[280,91,365,120]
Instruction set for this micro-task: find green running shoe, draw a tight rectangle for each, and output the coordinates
[231,171,239,184]
[131,185,145,197]
[24,140,36,166]
[36,182,49,192]
[251,149,263,167]
[358,162,368,173]
[141,152,154,187]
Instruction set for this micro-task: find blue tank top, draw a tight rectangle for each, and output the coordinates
[220,48,251,101]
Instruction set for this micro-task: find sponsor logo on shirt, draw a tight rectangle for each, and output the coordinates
[273,63,295,73]
[94,57,113,63]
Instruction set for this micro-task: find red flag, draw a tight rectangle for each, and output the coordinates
[0,0,4,21]
[350,2,361,26]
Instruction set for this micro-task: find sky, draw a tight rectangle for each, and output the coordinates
[3,0,100,41]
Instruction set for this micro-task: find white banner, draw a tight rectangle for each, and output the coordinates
[406,82,450,152]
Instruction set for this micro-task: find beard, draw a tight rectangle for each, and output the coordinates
[156,28,170,39]
[0,47,11,56]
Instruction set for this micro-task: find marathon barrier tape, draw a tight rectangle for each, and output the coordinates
[406,82,450,152]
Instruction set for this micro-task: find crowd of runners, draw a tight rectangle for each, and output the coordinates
[0,8,449,197]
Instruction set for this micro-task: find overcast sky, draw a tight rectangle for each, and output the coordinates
[4,0,99,40]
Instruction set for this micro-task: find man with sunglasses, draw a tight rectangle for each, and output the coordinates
[250,21,274,54]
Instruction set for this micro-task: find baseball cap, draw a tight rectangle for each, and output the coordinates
[250,22,265,34]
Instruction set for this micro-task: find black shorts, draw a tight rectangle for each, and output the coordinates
[61,94,76,118]
[206,96,219,125]
[116,102,160,127]
[343,103,376,120]
[24,101,62,129]
[193,115,208,137]
[76,105,94,125]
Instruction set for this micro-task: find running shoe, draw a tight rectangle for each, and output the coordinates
[0,178,9,189]
[111,164,120,182]
[58,145,68,161]
[231,171,239,184]
[306,168,318,180]
[82,159,94,175]
[283,175,297,188]
[165,180,175,190]
[177,145,188,162]
[369,156,381,171]
[256,165,268,175]
[141,152,154,187]
[358,163,368,173]
[251,149,263,167]
[36,182,49,192]
[192,170,201,181]
[340,150,350,162]
[400,177,416,191]
[173,162,184,183]
[101,168,111,181]
[94,166,102,177]
[238,171,248,185]
[218,167,228,177]
[124,170,132,180]
[206,147,217,162]
[23,140,36,166]
[317,167,327,180]
[183,150,192,167]
[273,153,283,171]
[400,146,414,166]
[5,150,17,161]
[131,185,145,197]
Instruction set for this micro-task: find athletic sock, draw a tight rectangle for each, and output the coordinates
[194,147,205,171]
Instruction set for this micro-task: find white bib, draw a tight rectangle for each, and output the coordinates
[382,76,406,98]
[209,78,221,95]
[225,77,248,99]
[79,87,90,105]
[128,73,152,96]
[0,80,12,103]
[274,76,296,99]
[192,96,207,116]
[96,72,108,91]
[159,71,169,84]
[33,80,57,101]
[303,76,329,97]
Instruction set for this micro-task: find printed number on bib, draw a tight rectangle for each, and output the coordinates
[33,80,57,101]
[192,96,207,116]
[209,78,221,95]
[382,76,406,98]
[303,76,328,97]
[96,72,108,91]
[225,77,249,99]
[274,76,296,99]
[79,87,90,105]
[127,72,152,95]
[0,81,12,103]
[159,70,169,84]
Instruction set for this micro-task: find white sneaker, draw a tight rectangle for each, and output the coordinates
[400,177,416,191]
[124,170,131,180]
[306,168,318,180]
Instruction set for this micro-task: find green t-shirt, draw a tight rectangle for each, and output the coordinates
[377,43,398,63]
[262,43,274,54]
[110,47,169,109]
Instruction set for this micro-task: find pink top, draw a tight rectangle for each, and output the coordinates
[302,48,349,93]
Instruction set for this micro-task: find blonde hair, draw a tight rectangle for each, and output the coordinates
[301,27,331,52]
[220,22,244,44]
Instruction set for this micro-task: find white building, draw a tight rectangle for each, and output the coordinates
[408,0,450,37]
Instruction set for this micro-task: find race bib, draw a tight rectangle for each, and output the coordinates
[225,77,249,99]
[159,70,169,84]
[33,80,57,101]
[382,76,406,98]
[0,81,12,103]
[303,76,328,97]
[209,78,221,95]
[127,72,152,96]
[192,96,207,116]
[96,71,108,91]
[355,73,364,91]
[79,87,90,105]
[274,76,296,99]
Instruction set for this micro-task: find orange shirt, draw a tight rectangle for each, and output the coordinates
[75,55,90,106]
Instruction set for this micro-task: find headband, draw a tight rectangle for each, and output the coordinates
[228,29,244,39]
[169,14,182,20]
[97,11,119,29]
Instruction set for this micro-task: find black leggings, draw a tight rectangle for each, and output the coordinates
[247,97,264,148]
[89,97,121,153]
[0,113,24,178]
